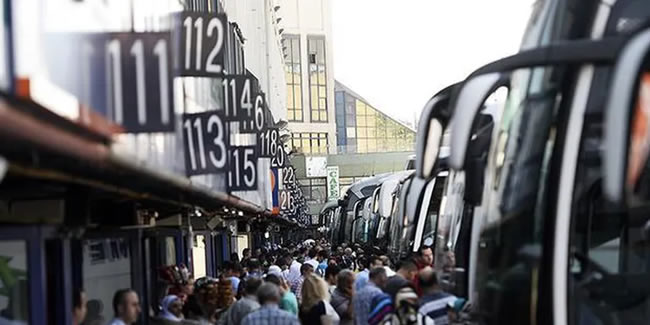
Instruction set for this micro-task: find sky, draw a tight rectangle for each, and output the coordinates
[332,0,535,126]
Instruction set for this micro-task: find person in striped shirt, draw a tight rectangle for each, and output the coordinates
[417,267,456,325]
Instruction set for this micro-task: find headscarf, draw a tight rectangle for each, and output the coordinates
[160,295,182,321]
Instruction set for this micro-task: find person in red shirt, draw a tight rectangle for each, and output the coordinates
[413,245,434,295]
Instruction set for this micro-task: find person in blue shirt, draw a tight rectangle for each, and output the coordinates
[355,255,383,291]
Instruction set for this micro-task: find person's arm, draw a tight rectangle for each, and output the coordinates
[345,298,354,319]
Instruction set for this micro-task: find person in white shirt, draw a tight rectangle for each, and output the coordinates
[287,253,302,284]
[106,289,141,325]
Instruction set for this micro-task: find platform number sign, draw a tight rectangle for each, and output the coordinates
[228,146,258,191]
[258,128,279,158]
[282,166,296,186]
[178,12,227,77]
[182,111,229,176]
[222,76,257,121]
[239,93,266,133]
[271,142,287,168]
[280,190,296,214]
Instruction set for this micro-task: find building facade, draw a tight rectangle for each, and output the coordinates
[277,0,338,155]
[335,81,416,154]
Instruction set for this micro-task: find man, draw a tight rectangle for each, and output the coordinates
[353,267,388,325]
[331,270,355,325]
[325,264,341,294]
[246,259,263,279]
[418,245,434,268]
[290,263,313,303]
[107,289,141,325]
[73,288,87,325]
[418,267,457,325]
[355,255,383,291]
[241,248,252,268]
[316,249,330,277]
[241,283,300,325]
[384,259,419,300]
[413,246,435,295]
[286,252,302,284]
[264,274,299,316]
[223,278,262,325]
[224,261,243,293]
[341,248,355,270]
[304,248,320,270]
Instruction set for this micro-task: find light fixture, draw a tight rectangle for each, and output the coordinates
[276,17,282,24]
[224,208,229,213]
[238,211,244,217]
[280,134,291,143]
[274,5,281,12]
[278,28,285,35]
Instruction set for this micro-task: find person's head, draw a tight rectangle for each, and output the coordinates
[231,263,243,276]
[301,275,329,311]
[248,258,261,272]
[243,248,251,258]
[254,248,262,257]
[182,295,202,320]
[419,245,434,266]
[336,270,356,295]
[300,263,314,276]
[344,247,353,256]
[317,249,329,262]
[369,267,388,289]
[308,248,318,260]
[112,289,141,324]
[263,274,286,293]
[325,264,341,286]
[380,255,391,269]
[257,283,282,305]
[418,267,439,294]
[161,295,183,318]
[369,255,383,270]
[337,246,344,254]
[397,259,419,281]
[194,277,221,316]
[244,278,263,298]
[73,288,87,325]
[230,252,240,263]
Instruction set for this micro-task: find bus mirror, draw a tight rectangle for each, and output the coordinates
[604,29,650,203]
[450,73,507,170]
[415,83,458,180]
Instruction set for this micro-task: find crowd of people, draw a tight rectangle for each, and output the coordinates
[72,239,464,325]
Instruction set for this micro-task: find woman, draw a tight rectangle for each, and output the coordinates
[299,275,340,325]
[160,295,183,322]
[194,277,234,324]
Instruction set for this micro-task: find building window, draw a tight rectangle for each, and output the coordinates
[284,35,303,121]
[291,132,328,155]
[300,178,327,204]
[308,36,328,122]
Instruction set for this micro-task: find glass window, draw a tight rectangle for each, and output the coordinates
[474,64,565,324]
[84,239,132,323]
[291,133,329,155]
[193,235,207,278]
[308,37,328,122]
[283,35,303,122]
[0,240,29,324]
[347,127,356,138]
